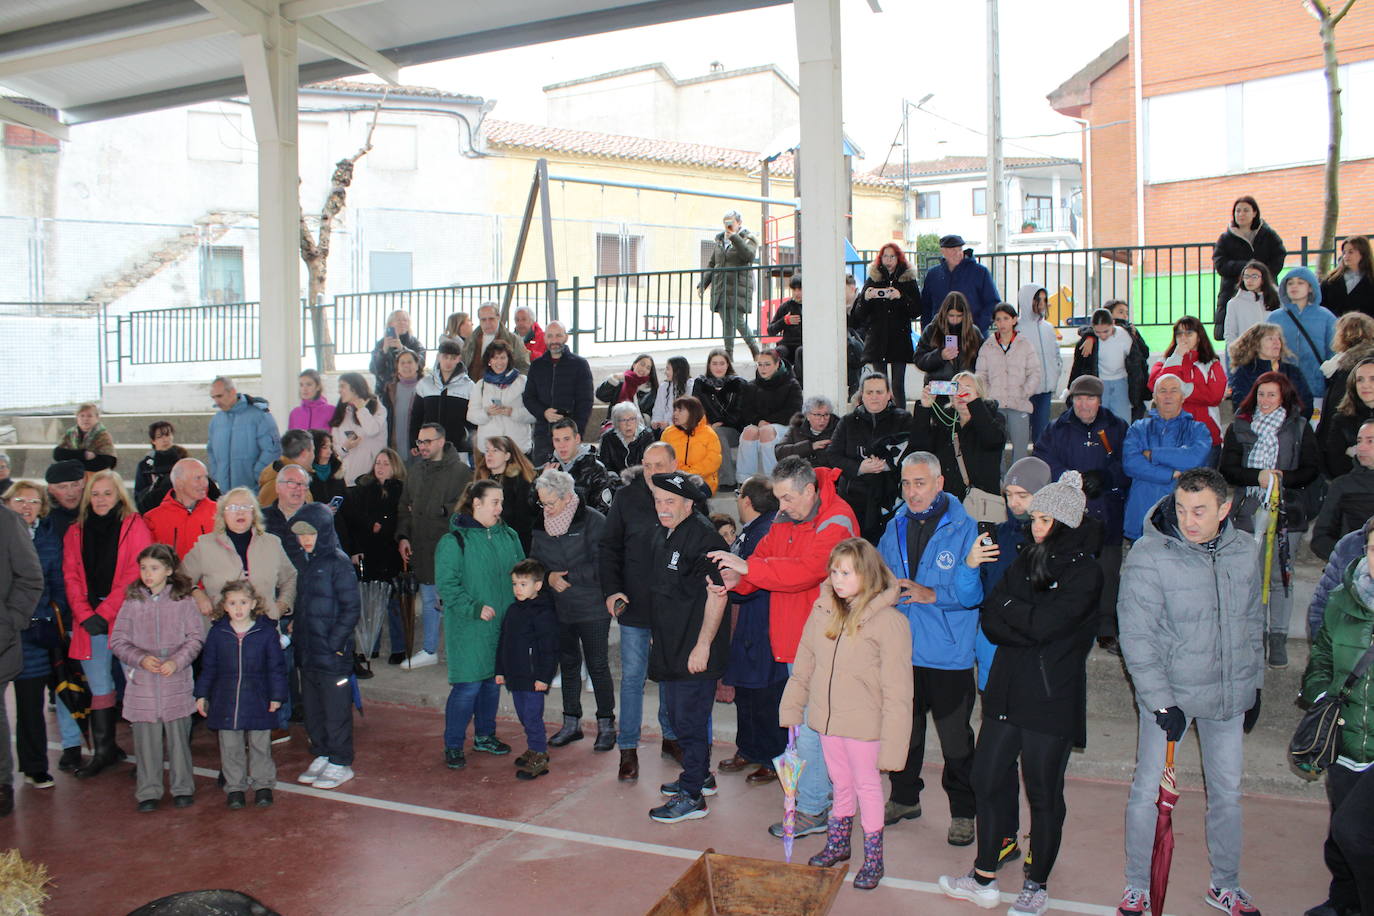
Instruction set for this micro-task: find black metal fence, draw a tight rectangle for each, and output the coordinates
[94,235,1363,382]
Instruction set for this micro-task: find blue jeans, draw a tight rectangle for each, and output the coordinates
[420,583,441,655]
[660,679,716,798]
[617,624,675,749]
[787,661,832,817]
[80,634,115,697]
[1102,377,1131,424]
[1029,391,1052,443]
[510,689,547,753]
[444,678,499,749]
[55,695,82,747]
[1125,702,1244,890]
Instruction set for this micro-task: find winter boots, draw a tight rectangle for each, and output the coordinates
[808,816,853,868]
[549,715,583,747]
[853,829,885,890]
[516,752,550,780]
[593,716,616,752]
[74,707,119,779]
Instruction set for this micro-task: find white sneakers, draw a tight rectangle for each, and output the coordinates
[298,755,329,783]
[297,756,354,789]
[404,649,438,669]
[313,764,354,790]
[938,871,1001,909]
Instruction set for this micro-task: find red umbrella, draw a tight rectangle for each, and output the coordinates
[1150,740,1179,914]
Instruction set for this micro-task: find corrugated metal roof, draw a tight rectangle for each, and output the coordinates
[0,0,787,125]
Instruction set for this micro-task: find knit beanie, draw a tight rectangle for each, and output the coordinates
[1030,470,1086,528]
[1004,457,1051,495]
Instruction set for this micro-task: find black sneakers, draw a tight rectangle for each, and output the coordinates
[649,793,708,823]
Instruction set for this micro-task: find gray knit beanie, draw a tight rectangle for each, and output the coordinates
[1030,470,1086,528]
[1004,457,1051,494]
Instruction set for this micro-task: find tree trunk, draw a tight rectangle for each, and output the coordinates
[1319,15,1342,277]
[306,257,333,371]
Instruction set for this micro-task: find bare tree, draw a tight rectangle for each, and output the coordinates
[1306,0,1359,276]
[299,97,384,371]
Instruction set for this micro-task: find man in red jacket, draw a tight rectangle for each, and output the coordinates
[143,458,217,557]
[710,457,858,838]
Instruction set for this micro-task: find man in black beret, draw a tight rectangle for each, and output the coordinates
[645,472,730,824]
[44,460,86,540]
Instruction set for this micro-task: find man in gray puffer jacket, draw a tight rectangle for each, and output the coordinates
[1115,468,1264,916]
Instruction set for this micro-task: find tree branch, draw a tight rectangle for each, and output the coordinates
[315,93,386,265]
[1332,0,1359,25]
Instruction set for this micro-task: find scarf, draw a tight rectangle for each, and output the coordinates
[1246,406,1285,499]
[82,508,123,601]
[313,462,332,483]
[484,367,520,388]
[619,370,650,403]
[60,423,108,452]
[698,373,727,390]
[226,528,253,573]
[1354,557,1374,609]
[544,493,579,537]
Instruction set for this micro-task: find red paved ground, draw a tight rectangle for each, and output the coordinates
[8,701,1330,915]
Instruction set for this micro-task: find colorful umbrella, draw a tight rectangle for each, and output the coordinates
[48,603,91,744]
[1149,741,1179,915]
[1260,478,1281,605]
[771,726,808,863]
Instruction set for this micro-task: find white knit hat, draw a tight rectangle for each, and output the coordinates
[1029,470,1086,528]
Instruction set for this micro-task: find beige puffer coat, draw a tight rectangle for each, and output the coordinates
[181,529,298,620]
[976,330,1043,414]
[779,582,914,771]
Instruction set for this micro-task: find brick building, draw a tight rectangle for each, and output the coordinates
[1049,0,1374,251]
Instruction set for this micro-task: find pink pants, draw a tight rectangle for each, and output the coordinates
[819,734,884,833]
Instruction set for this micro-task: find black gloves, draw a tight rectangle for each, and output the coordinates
[81,615,108,637]
[1080,470,1104,500]
[1154,706,1186,742]
[1243,690,1262,734]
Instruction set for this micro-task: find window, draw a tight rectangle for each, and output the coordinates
[597,232,643,276]
[1024,195,1053,229]
[916,191,941,220]
[201,246,245,304]
[369,251,413,292]
[972,187,986,216]
[187,110,244,162]
[369,124,418,171]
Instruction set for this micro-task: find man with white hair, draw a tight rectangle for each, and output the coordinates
[143,457,217,557]
[523,320,593,464]
[698,209,760,359]
[207,376,280,493]
[514,306,546,359]
[461,302,530,382]
[1122,372,1211,543]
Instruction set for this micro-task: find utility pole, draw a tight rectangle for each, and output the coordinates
[986,0,1005,252]
[901,99,911,244]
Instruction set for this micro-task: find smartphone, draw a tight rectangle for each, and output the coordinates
[944,334,958,350]
[327,495,344,511]
[385,326,397,339]
[929,380,957,396]
[612,597,628,616]
[977,521,998,544]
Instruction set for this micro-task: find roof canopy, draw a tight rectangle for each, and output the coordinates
[0,0,786,129]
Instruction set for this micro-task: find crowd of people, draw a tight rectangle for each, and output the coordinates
[4,200,1374,916]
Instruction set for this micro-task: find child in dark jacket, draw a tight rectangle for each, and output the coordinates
[108,544,205,813]
[288,503,362,790]
[195,580,289,809]
[494,559,560,780]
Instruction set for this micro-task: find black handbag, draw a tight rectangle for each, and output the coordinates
[1289,640,1374,778]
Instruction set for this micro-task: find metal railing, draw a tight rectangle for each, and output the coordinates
[94,235,1366,383]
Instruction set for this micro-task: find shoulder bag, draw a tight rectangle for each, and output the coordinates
[951,423,1006,525]
[1289,639,1374,779]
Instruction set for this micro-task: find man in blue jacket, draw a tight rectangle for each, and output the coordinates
[1034,374,1129,653]
[920,235,1002,331]
[207,376,280,493]
[1121,374,1212,542]
[522,321,593,464]
[877,451,986,846]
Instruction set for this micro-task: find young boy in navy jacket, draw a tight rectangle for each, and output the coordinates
[495,559,560,780]
[288,503,361,790]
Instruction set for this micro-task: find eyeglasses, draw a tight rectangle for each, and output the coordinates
[9,497,40,505]
[415,437,439,446]
[538,499,564,509]
[807,411,831,419]
[223,503,255,512]
[278,480,306,488]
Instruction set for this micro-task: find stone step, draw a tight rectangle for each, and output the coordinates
[0,443,206,480]
[0,411,214,446]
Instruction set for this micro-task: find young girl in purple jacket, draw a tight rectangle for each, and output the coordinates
[194,580,289,809]
[108,544,205,813]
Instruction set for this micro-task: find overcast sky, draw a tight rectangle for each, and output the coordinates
[406,0,1129,169]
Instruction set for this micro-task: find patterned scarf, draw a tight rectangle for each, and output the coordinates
[1246,406,1285,499]
[1354,557,1374,610]
[483,366,519,388]
[545,493,579,537]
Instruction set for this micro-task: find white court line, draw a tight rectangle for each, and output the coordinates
[40,741,1159,915]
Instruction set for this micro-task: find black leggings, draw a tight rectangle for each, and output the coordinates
[972,717,1072,885]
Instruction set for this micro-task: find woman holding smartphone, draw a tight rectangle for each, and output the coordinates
[855,243,922,408]
[916,292,985,383]
[468,339,536,456]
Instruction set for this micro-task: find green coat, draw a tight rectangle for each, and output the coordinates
[435,516,524,684]
[1302,559,1374,764]
[700,228,758,315]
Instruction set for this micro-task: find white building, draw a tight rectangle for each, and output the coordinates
[869,155,1083,251]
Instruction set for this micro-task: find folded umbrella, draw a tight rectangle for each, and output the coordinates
[396,563,419,661]
[48,603,91,745]
[1149,740,1179,915]
[772,726,808,864]
[355,576,393,667]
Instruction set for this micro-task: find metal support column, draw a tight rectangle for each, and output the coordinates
[793,0,847,409]
[242,3,300,431]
